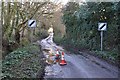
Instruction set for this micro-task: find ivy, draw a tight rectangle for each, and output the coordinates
[2,44,45,78]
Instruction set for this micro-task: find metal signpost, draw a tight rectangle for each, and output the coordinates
[28,20,36,43]
[98,23,107,51]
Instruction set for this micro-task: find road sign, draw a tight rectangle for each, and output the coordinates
[98,22,107,51]
[98,23,107,31]
[28,20,36,43]
[28,20,36,27]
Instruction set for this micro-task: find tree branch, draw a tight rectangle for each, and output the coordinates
[17,2,47,31]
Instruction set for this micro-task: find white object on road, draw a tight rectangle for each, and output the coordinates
[45,27,54,43]
[48,27,53,33]
[46,32,54,43]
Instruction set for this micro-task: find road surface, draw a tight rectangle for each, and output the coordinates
[39,33,118,78]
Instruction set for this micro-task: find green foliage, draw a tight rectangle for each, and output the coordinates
[2,44,45,78]
[2,2,48,55]
[35,29,49,40]
[20,37,30,46]
[91,49,118,62]
[62,2,118,51]
[2,39,19,58]
[60,2,119,62]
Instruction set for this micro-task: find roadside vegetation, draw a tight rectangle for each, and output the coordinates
[1,2,50,79]
[2,1,119,79]
[2,44,45,79]
[54,2,119,64]
[2,1,66,79]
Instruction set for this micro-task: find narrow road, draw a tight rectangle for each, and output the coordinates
[40,35,118,78]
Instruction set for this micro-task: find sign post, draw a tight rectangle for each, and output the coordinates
[28,20,36,43]
[98,22,107,51]
[100,31,103,51]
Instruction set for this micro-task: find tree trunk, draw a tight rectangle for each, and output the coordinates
[15,30,20,44]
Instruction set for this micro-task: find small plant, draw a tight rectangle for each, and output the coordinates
[2,44,45,78]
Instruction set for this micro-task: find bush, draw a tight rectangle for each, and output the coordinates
[20,37,30,46]
[35,29,48,40]
[2,44,45,78]
[2,39,19,58]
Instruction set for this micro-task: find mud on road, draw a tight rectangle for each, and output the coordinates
[39,38,118,79]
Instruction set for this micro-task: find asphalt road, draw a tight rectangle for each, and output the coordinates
[40,38,118,78]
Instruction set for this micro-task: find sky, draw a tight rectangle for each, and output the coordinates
[50,0,69,5]
[50,0,87,5]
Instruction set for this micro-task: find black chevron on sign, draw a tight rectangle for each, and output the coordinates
[100,24,105,30]
[29,21,35,26]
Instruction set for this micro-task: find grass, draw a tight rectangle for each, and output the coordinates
[91,50,119,64]
[2,44,45,79]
